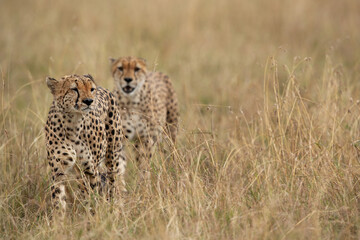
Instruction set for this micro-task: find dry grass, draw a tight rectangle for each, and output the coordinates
[1,0,360,239]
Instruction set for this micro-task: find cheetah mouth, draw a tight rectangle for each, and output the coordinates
[81,106,92,112]
[122,86,135,94]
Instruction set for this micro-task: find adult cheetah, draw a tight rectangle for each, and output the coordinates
[45,74,125,218]
[110,56,179,171]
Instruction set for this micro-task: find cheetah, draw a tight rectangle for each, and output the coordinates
[110,56,179,172]
[45,74,125,218]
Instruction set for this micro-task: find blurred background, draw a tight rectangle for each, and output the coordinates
[2,0,359,115]
[1,0,360,238]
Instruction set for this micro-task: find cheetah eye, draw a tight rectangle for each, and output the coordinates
[134,67,140,72]
[91,88,96,92]
[118,66,123,71]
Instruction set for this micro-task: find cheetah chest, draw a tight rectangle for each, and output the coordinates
[121,112,147,140]
[72,117,107,166]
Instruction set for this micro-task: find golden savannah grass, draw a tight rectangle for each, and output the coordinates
[1,0,360,239]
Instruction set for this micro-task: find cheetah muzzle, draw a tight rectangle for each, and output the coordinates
[122,85,135,94]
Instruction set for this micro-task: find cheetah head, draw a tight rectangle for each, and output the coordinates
[46,74,97,114]
[110,56,147,96]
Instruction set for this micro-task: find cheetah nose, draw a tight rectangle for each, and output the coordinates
[124,78,133,83]
[82,98,93,106]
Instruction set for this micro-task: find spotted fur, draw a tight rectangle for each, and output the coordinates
[110,56,179,172]
[45,74,125,218]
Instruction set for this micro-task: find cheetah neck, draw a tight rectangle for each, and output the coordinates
[62,112,85,142]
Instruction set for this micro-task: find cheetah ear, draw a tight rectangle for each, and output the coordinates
[84,74,95,82]
[46,77,58,94]
[109,57,116,64]
[138,57,147,65]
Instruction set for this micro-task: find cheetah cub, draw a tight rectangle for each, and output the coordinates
[110,56,179,171]
[45,74,125,218]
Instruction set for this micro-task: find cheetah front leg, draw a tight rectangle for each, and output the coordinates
[104,123,126,200]
[50,173,67,220]
[105,146,126,200]
[48,150,75,220]
[75,158,100,213]
[134,134,157,180]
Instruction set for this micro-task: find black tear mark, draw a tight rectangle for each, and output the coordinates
[74,87,80,107]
